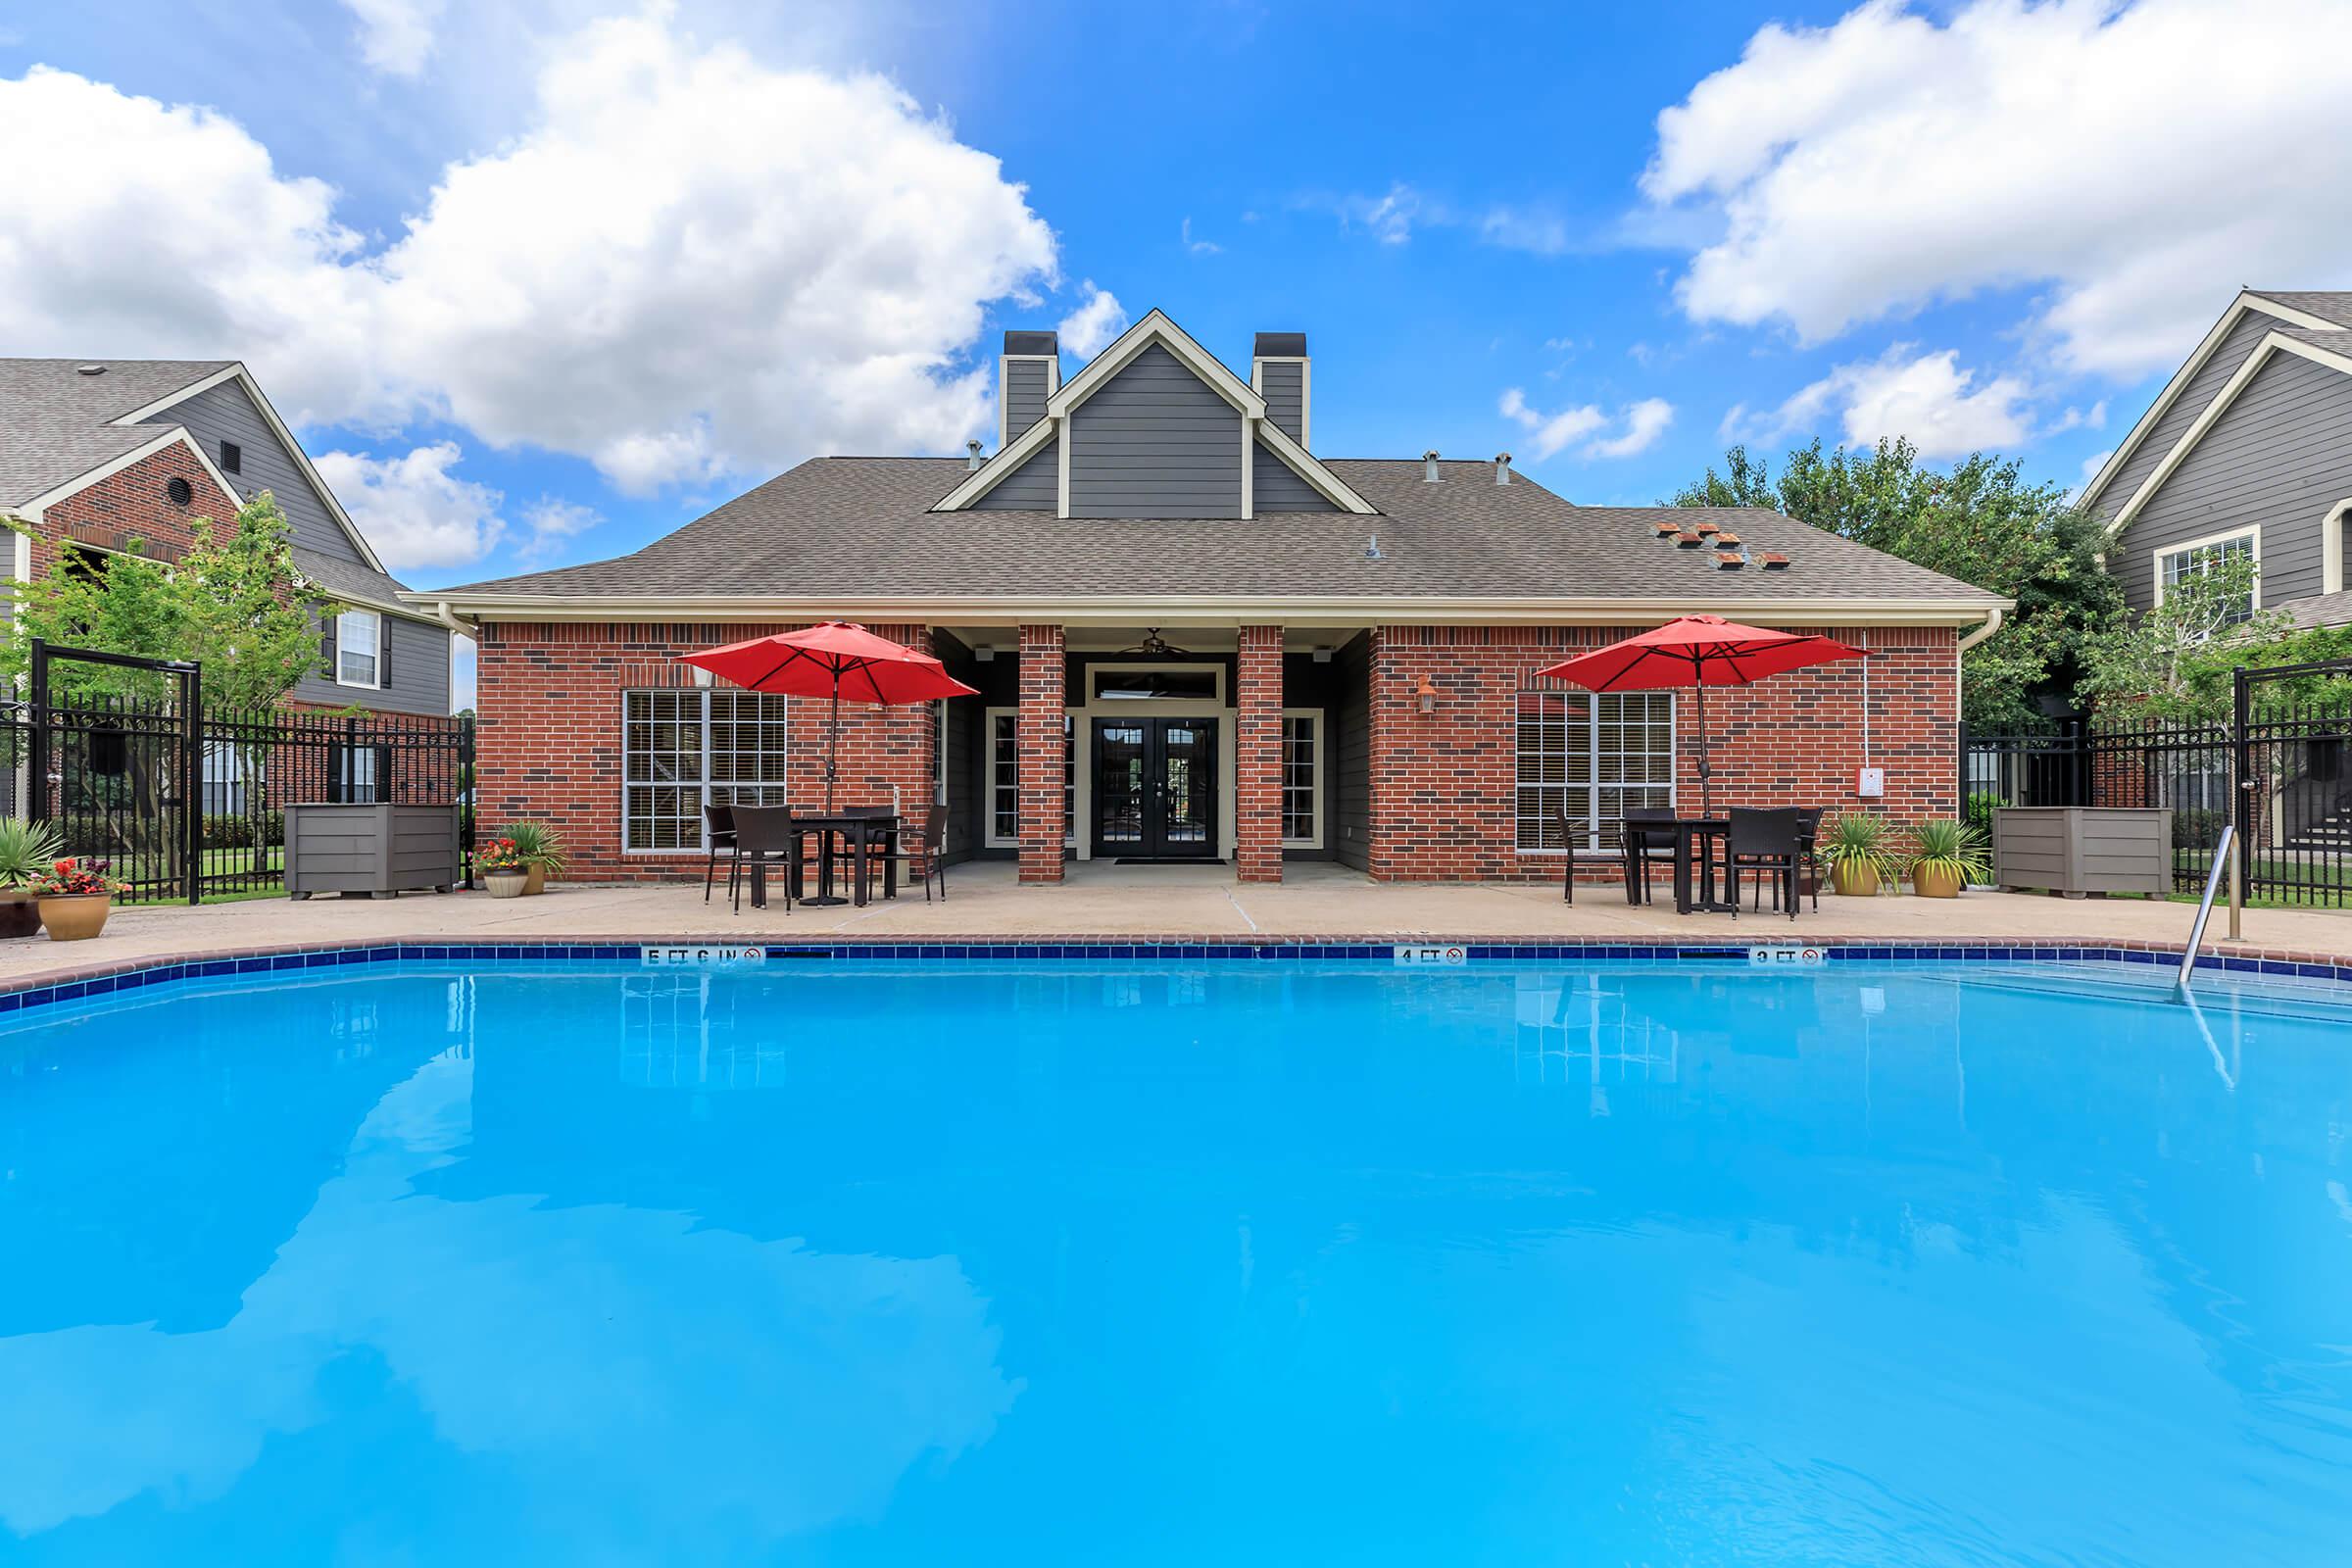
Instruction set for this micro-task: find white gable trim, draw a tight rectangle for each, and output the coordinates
[1046,309,1265,421]
[108,362,394,576]
[2324,497,2352,597]
[932,410,1058,512]
[2081,290,2345,512]
[15,425,243,519]
[1254,420,1377,514]
[2106,330,2352,538]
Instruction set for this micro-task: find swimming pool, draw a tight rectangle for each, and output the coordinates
[5,954,2351,1563]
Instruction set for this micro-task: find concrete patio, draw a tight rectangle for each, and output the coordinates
[5,859,2348,986]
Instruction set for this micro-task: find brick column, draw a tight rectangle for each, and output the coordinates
[1016,623,1067,884]
[1235,623,1285,884]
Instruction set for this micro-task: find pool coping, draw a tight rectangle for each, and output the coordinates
[6,932,2351,1016]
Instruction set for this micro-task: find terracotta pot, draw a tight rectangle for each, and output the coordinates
[484,871,529,901]
[0,889,41,940]
[1912,863,1964,899]
[1829,859,1881,898]
[38,894,113,942]
[523,863,547,896]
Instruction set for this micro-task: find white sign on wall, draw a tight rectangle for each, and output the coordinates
[1857,766,1886,798]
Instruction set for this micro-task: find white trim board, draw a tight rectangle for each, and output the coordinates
[14,425,242,519]
[2081,289,2349,514]
[2104,329,2352,539]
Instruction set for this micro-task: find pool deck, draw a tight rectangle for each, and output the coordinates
[5,860,2350,988]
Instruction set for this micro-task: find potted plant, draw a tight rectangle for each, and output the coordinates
[477,837,529,900]
[0,819,65,939]
[31,858,129,942]
[503,819,567,895]
[1820,811,1892,897]
[1906,817,1990,899]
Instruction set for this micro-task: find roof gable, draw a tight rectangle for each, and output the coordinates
[2082,289,2351,514]
[933,310,1375,516]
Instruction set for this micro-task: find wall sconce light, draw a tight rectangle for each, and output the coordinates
[1414,674,1439,714]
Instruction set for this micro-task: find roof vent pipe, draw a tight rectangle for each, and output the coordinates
[1423,450,1441,483]
[965,439,984,471]
[1494,453,1512,486]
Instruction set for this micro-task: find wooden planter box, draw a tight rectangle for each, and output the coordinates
[285,803,463,899]
[1991,807,2171,897]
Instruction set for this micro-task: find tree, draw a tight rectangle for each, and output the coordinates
[2,491,327,709]
[2077,554,2352,719]
[1671,438,2124,729]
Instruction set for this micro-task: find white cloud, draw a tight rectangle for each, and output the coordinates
[1181,217,1220,256]
[341,0,445,76]
[1055,281,1127,359]
[1642,0,2352,376]
[1499,389,1676,461]
[0,18,1060,495]
[1726,347,2035,458]
[517,497,602,563]
[1328,182,1423,245]
[312,443,505,571]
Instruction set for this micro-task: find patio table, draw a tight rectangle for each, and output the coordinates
[748,814,901,908]
[1662,817,1736,914]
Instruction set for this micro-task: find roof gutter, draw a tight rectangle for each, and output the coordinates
[428,598,478,639]
[1955,605,2004,653]
[406,590,2013,631]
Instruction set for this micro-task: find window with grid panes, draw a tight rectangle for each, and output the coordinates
[986,710,1074,845]
[1280,713,1318,843]
[622,688,791,852]
[1514,689,1674,853]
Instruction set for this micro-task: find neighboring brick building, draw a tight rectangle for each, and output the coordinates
[429,312,2004,885]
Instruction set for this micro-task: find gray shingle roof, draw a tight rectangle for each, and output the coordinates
[2250,290,2352,329]
[437,457,1999,610]
[2280,590,2352,630]
[291,545,416,609]
[0,358,232,507]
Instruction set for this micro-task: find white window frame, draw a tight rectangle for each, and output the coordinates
[620,687,791,856]
[336,608,383,690]
[933,700,950,807]
[1279,707,1324,850]
[982,705,1076,850]
[1513,689,1678,857]
[2152,524,2261,618]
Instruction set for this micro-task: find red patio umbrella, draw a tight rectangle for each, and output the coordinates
[678,622,978,814]
[1535,614,1864,813]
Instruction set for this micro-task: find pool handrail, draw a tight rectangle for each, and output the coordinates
[2178,823,2235,994]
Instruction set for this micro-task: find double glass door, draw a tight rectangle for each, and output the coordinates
[1092,717,1218,859]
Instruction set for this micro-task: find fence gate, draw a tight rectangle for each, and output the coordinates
[2234,660,2352,907]
[10,639,475,906]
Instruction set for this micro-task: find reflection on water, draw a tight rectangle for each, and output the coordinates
[3,960,2351,1564]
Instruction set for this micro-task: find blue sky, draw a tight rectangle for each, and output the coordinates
[4,0,2346,654]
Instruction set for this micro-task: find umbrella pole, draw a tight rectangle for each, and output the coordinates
[825,676,841,814]
[1696,682,1711,816]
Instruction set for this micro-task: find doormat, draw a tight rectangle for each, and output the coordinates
[1112,857,1229,865]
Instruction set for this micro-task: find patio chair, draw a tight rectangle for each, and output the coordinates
[1618,808,1680,906]
[1726,807,1805,920]
[702,803,738,905]
[882,805,950,903]
[1792,807,1824,913]
[726,805,801,915]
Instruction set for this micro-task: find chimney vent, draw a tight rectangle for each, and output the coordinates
[1251,332,1310,446]
[1494,453,1512,486]
[965,440,984,471]
[1423,450,1441,483]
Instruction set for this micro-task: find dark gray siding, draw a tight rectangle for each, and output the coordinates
[290,610,453,715]
[1331,632,1372,871]
[1253,438,1339,513]
[2115,350,2352,611]
[2095,312,2283,517]
[971,436,1058,511]
[1258,360,1305,443]
[144,379,365,565]
[1067,345,1242,518]
[1003,359,1052,443]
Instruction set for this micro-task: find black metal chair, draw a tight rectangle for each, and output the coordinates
[1726,807,1805,920]
[1558,802,1577,904]
[727,805,801,914]
[889,805,950,903]
[1792,807,1824,913]
[703,803,738,904]
[1618,808,1680,905]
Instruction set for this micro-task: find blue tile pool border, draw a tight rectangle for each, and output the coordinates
[3,935,2349,1017]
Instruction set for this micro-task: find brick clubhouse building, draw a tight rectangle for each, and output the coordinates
[421,313,2004,886]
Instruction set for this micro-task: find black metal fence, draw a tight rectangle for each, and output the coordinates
[1963,662,2352,906]
[3,641,472,905]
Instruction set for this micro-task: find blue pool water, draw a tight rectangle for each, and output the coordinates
[5,957,2352,1564]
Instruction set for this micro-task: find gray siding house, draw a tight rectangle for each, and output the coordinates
[0,359,455,715]
[2081,289,2352,629]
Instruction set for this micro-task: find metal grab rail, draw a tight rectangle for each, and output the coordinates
[2178,823,2235,994]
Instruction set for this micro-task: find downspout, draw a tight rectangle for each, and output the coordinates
[1955,606,2005,655]
[430,599,478,639]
